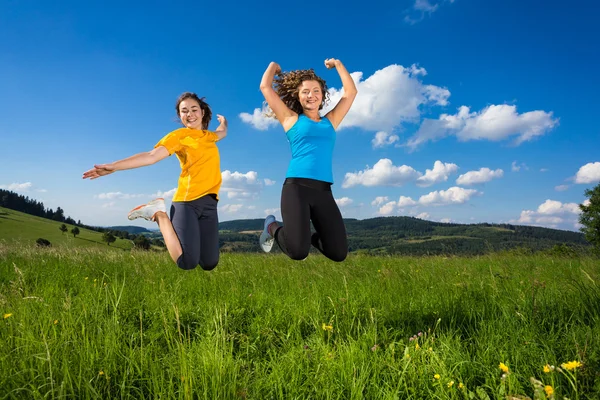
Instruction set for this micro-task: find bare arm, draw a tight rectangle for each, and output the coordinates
[82,146,170,180]
[214,114,228,141]
[259,62,298,131]
[323,59,358,130]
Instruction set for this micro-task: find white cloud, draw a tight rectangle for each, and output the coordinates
[265,208,280,216]
[371,196,389,207]
[101,202,116,208]
[151,188,177,199]
[342,159,421,188]
[335,197,354,207]
[440,218,453,223]
[416,212,430,220]
[220,204,244,213]
[575,162,600,184]
[398,196,418,207]
[418,187,481,206]
[456,168,504,185]
[405,105,558,150]
[0,182,32,191]
[378,201,398,216]
[320,64,449,132]
[372,131,399,148]
[221,170,263,199]
[95,192,145,200]
[540,168,549,172]
[512,199,583,229]
[583,199,590,207]
[238,103,279,131]
[416,161,458,187]
[511,161,529,172]
[36,188,48,193]
[404,0,454,24]
[555,185,569,192]
[264,178,276,186]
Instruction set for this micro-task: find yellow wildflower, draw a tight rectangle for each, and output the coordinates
[543,364,551,373]
[405,353,410,359]
[3,313,13,319]
[447,380,454,388]
[458,382,465,389]
[53,320,58,325]
[544,385,554,397]
[321,323,333,332]
[98,371,104,376]
[434,374,440,380]
[499,362,509,373]
[415,343,420,350]
[84,277,88,280]
[561,361,582,371]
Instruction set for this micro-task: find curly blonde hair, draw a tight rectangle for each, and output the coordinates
[269,69,330,115]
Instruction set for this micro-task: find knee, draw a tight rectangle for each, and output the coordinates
[329,249,348,262]
[200,259,219,271]
[288,247,310,261]
[176,254,198,271]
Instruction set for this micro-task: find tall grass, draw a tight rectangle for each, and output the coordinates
[1,243,599,399]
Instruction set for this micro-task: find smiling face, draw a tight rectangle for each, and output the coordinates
[297,80,324,112]
[178,99,204,129]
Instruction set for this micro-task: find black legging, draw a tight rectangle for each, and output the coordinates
[274,178,348,262]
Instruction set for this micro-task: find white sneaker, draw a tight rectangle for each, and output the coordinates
[127,198,166,221]
[259,215,277,253]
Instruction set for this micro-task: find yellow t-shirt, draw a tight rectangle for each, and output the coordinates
[155,127,221,202]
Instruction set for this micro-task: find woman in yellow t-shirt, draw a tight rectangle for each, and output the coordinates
[83,92,227,271]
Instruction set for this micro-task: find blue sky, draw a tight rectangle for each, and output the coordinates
[1,0,599,231]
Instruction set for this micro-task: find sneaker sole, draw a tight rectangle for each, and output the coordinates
[127,198,165,221]
[259,231,274,253]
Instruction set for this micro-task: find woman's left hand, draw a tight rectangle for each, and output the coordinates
[216,114,228,126]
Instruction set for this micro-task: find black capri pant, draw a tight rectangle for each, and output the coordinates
[274,178,348,262]
[170,194,219,271]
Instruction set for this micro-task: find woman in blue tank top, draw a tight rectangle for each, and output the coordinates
[258,59,358,261]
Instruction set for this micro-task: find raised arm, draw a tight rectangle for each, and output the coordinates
[323,59,358,130]
[259,62,297,131]
[82,146,170,180]
[214,114,228,141]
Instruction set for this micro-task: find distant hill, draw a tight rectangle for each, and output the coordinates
[107,226,153,234]
[217,216,589,255]
[0,207,133,250]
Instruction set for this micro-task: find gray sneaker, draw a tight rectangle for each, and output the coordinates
[259,215,277,253]
[127,198,166,221]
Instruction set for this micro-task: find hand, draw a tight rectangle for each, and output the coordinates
[270,62,282,74]
[216,114,227,127]
[82,163,116,180]
[324,58,338,69]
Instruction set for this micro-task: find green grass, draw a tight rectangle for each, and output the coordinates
[1,243,599,399]
[0,207,133,250]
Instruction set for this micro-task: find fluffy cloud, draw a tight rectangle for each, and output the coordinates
[0,182,32,191]
[151,188,177,199]
[238,104,279,131]
[335,197,354,207]
[372,131,399,148]
[404,0,455,24]
[574,162,600,184]
[456,168,504,185]
[221,170,263,199]
[512,199,583,229]
[398,196,418,207]
[511,161,529,172]
[371,196,389,207]
[555,185,570,192]
[416,212,430,220]
[220,204,244,213]
[415,161,458,187]
[418,187,481,206]
[342,159,421,188]
[405,105,558,150]
[264,179,276,186]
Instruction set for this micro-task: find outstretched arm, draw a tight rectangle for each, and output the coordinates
[323,59,358,130]
[214,114,228,141]
[259,62,297,131]
[82,146,170,180]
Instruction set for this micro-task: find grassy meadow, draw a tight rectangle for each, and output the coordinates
[1,242,599,399]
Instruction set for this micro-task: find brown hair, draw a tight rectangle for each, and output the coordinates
[272,69,329,115]
[175,92,212,129]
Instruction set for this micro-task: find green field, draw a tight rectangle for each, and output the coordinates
[1,242,599,399]
[0,207,133,250]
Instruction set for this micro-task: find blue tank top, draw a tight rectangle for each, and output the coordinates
[285,114,336,183]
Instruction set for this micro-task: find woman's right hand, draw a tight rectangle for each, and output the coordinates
[270,62,281,74]
[82,163,116,180]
